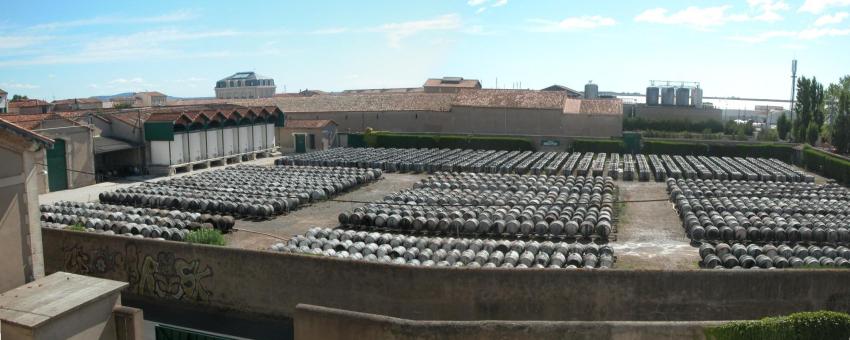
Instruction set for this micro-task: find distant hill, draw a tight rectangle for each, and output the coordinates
[91,92,134,101]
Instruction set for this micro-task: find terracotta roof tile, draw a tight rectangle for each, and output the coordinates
[453,89,566,109]
[563,98,623,115]
[0,117,53,145]
[8,99,49,108]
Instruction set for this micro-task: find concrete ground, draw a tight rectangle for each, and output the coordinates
[609,181,700,270]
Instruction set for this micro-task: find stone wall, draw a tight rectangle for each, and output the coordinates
[43,229,850,323]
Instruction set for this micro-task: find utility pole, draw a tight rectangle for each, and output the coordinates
[790,59,797,112]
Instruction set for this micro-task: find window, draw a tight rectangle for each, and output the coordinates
[308,134,316,149]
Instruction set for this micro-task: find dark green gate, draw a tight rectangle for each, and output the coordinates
[294,134,306,153]
[46,139,68,191]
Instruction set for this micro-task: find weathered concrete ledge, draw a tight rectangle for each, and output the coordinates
[43,228,850,323]
[294,304,727,340]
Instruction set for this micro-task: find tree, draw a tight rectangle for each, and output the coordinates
[777,113,791,140]
[793,76,826,143]
[806,122,820,145]
[10,94,29,101]
[832,90,850,154]
[826,75,850,123]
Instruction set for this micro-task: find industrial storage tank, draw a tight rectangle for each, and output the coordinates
[661,87,675,105]
[646,87,660,105]
[691,88,703,107]
[675,88,690,106]
[584,83,598,99]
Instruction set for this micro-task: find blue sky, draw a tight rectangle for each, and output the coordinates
[1,0,848,100]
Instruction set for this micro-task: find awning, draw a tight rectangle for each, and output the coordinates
[93,136,138,154]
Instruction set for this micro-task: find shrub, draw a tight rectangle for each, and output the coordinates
[66,223,86,232]
[803,145,850,186]
[704,311,850,340]
[570,139,625,153]
[186,229,226,246]
[364,131,534,151]
[623,117,724,133]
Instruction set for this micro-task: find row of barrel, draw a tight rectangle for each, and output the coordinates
[279,148,811,182]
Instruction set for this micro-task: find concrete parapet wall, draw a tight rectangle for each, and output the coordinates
[43,229,850,323]
[294,304,724,340]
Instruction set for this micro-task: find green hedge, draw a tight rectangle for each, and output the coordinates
[570,139,625,153]
[364,132,534,151]
[803,146,850,186]
[623,117,724,133]
[641,141,797,164]
[705,311,850,340]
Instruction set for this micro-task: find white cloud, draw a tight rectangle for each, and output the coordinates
[636,3,789,29]
[799,0,850,14]
[0,82,39,89]
[797,26,850,38]
[730,26,850,42]
[109,78,145,84]
[492,0,508,7]
[310,27,349,35]
[0,35,52,49]
[370,14,463,47]
[29,9,197,30]
[814,11,849,25]
[748,0,790,21]
[468,0,487,6]
[528,16,616,32]
[635,6,741,29]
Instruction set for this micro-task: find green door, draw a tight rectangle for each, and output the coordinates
[294,134,306,153]
[46,139,68,191]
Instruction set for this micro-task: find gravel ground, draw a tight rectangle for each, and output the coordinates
[225,173,427,250]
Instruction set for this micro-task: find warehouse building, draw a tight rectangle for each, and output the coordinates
[0,113,95,193]
[144,105,284,175]
[278,119,337,153]
[215,72,276,99]
[0,117,52,292]
[172,77,624,146]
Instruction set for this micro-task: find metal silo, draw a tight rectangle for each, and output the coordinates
[661,87,675,105]
[691,88,703,107]
[646,87,660,105]
[584,83,598,99]
[675,88,690,106]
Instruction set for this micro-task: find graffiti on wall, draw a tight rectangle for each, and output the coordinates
[60,240,214,303]
[126,244,214,302]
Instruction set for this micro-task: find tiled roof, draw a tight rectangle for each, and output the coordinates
[0,117,53,145]
[143,105,275,125]
[284,119,336,128]
[0,113,89,130]
[563,98,623,115]
[8,99,49,108]
[223,93,456,112]
[168,91,621,117]
[452,89,566,109]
